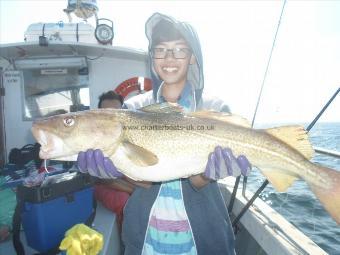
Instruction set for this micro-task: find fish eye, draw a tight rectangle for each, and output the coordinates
[63,117,75,127]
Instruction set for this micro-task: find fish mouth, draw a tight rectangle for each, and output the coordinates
[31,126,66,159]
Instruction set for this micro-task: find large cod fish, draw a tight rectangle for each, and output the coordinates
[31,103,340,224]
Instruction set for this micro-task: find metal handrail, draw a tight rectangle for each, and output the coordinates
[314,147,340,158]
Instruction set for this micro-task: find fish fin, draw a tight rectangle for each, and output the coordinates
[122,141,158,167]
[139,103,183,114]
[265,126,314,160]
[189,111,251,128]
[307,165,340,224]
[261,168,298,192]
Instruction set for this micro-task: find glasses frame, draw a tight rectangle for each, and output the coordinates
[151,47,192,59]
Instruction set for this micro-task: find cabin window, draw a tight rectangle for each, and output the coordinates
[16,57,90,120]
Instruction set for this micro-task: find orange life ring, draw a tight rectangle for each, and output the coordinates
[114,77,152,99]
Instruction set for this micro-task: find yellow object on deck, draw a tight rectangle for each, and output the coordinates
[59,224,103,255]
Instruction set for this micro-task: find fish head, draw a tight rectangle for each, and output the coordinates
[31,110,123,160]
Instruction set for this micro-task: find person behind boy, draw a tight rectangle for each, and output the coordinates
[97,90,124,109]
[78,13,251,255]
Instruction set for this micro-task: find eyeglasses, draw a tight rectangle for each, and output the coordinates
[151,47,192,59]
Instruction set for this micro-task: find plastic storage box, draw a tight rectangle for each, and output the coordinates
[17,173,94,252]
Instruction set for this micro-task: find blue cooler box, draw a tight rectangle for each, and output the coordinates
[17,173,94,252]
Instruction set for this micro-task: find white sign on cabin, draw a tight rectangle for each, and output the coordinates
[3,71,21,86]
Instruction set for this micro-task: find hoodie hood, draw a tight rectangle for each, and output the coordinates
[145,13,204,106]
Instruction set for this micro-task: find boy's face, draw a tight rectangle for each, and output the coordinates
[152,39,194,86]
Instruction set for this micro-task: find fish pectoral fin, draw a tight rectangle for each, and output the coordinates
[139,103,183,114]
[260,168,298,192]
[122,141,158,167]
[188,111,251,128]
[265,126,314,160]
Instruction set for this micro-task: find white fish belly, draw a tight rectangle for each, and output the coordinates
[111,146,207,181]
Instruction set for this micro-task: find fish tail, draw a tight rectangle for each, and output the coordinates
[307,165,340,225]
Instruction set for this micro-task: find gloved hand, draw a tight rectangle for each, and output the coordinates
[77,149,123,179]
[204,146,251,181]
[59,224,103,255]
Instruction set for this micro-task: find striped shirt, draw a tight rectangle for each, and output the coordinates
[142,180,197,255]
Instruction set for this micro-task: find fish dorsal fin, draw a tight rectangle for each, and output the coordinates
[139,103,183,114]
[122,141,158,167]
[265,126,314,160]
[260,168,299,192]
[188,111,251,128]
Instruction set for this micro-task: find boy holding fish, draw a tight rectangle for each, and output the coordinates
[77,13,251,255]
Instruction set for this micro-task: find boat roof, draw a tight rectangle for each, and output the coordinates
[0,41,147,61]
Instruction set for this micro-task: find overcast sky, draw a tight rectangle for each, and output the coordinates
[1,0,339,125]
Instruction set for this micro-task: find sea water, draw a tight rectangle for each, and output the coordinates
[247,122,340,254]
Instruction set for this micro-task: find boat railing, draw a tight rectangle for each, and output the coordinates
[314,146,340,159]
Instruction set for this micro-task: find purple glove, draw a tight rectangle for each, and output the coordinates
[77,149,123,179]
[204,146,251,181]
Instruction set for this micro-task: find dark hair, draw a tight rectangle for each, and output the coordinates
[44,109,68,117]
[98,91,124,108]
[151,19,185,47]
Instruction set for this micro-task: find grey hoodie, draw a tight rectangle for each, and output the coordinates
[125,13,229,113]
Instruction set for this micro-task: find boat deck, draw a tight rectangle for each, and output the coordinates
[219,178,327,255]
